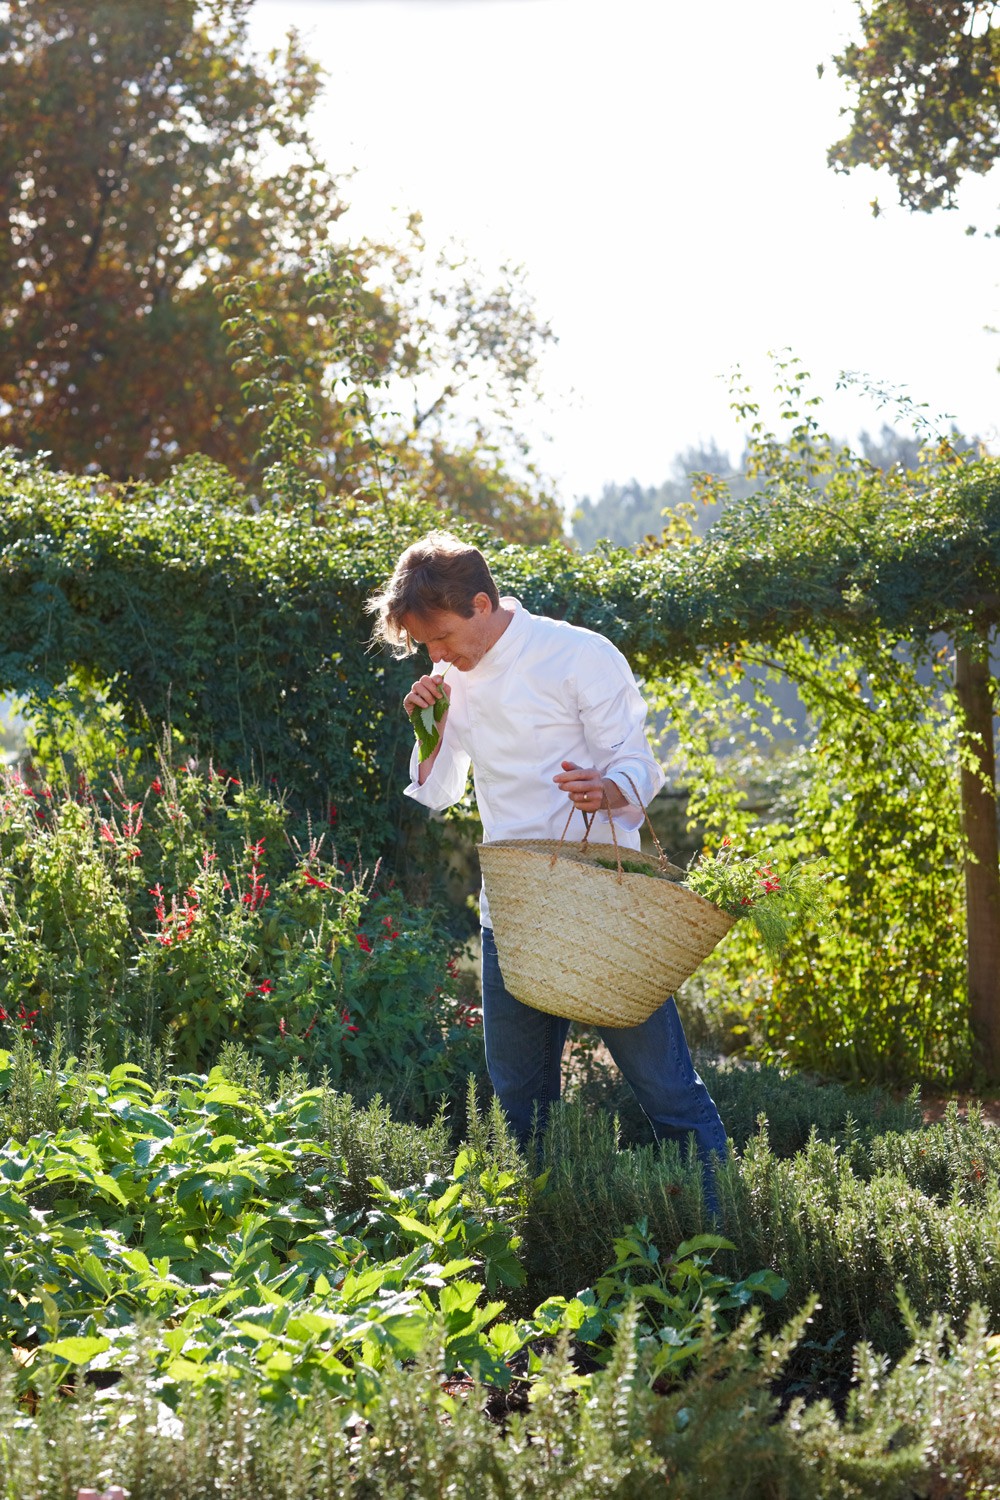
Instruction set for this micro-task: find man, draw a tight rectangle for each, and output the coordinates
[368,531,727,1184]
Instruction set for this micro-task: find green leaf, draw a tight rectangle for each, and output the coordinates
[43,1335,110,1365]
[408,692,448,762]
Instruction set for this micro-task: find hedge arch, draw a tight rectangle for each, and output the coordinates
[1,448,998,1070]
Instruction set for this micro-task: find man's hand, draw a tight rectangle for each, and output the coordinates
[403,672,451,717]
[554,760,628,813]
[405,673,451,782]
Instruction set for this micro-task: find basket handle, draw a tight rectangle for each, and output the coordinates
[552,770,672,883]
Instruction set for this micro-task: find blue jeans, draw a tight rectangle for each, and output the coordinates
[481,926,728,1185]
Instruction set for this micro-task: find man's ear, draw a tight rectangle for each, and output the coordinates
[471,592,494,616]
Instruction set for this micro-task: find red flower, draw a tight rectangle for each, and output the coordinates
[327,803,338,826]
[341,1008,359,1034]
[356,933,372,954]
[381,916,399,939]
[150,778,163,794]
[303,870,330,890]
[242,839,269,910]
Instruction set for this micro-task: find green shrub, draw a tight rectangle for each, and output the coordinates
[654,640,973,1088]
[723,1112,1000,1363]
[0,759,482,1113]
[520,1107,709,1307]
[6,1044,1000,1494]
[568,1050,922,1157]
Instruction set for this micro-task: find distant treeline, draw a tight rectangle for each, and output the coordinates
[570,426,960,551]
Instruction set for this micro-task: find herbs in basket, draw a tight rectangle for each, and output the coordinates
[593,836,827,960]
[682,837,828,960]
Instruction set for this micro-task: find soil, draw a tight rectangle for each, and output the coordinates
[919,1092,1000,1126]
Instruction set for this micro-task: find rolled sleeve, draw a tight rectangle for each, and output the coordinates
[404,734,472,813]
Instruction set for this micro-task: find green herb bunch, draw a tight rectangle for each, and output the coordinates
[683,838,827,961]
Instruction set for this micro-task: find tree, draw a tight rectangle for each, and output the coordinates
[827,1,1000,214]
[0,0,344,477]
[0,1,561,540]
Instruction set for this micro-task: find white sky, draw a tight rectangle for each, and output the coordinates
[250,0,1000,505]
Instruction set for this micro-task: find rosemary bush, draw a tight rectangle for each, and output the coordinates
[7,1304,1000,1498]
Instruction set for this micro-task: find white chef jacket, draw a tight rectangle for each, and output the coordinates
[404,597,665,927]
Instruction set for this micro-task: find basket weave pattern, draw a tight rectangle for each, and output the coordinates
[478,837,735,1028]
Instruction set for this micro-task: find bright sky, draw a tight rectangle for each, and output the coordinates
[250,0,1000,505]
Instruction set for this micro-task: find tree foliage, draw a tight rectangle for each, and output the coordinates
[828,0,1000,213]
[0,1,561,540]
[0,0,342,477]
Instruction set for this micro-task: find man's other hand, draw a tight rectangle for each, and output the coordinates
[554,760,627,812]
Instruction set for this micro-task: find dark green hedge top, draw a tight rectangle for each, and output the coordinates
[2,448,998,845]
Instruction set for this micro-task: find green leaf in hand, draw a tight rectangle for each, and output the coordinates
[409,675,450,762]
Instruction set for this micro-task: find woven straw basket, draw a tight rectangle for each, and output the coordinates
[478,804,734,1029]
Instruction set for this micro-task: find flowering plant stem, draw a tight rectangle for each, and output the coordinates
[683,841,828,962]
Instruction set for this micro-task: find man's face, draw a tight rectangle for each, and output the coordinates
[400,595,498,672]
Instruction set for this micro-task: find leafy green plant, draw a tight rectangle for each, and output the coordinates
[682,838,828,960]
[0,1049,532,1408]
[366,1144,541,1297]
[534,1220,787,1388]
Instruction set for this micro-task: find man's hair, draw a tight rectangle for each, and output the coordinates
[366,531,500,655]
